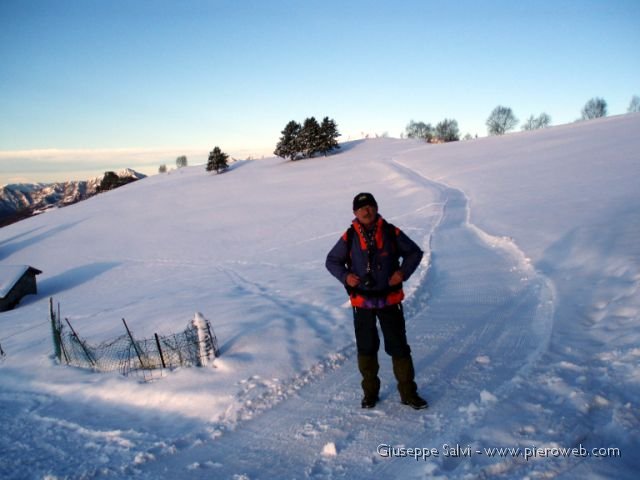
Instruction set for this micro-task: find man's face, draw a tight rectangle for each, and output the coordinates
[354,204,378,227]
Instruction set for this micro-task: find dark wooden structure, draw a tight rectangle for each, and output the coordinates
[0,265,42,312]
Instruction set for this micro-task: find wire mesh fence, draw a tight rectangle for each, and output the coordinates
[49,298,219,379]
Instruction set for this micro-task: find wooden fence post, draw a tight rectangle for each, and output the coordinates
[154,333,166,369]
[49,297,62,362]
[65,318,96,367]
[122,319,147,370]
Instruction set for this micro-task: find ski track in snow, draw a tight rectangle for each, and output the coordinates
[127,158,556,479]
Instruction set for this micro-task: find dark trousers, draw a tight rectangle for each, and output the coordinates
[353,304,411,358]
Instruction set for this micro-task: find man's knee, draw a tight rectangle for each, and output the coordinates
[378,305,411,357]
[384,343,411,358]
[356,329,380,356]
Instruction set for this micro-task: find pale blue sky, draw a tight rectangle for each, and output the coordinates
[1,0,639,184]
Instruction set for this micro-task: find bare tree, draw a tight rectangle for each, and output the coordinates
[405,120,435,142]
[581,97,607,120]
[628,95,640,113]
[435,119,460,142]
[176,155,188,168]
[522,113,552,131]
[158,164,167,174]
[486,106,518,135]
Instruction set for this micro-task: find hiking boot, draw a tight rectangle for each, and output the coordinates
[401,394,428,410]
[361,395,379,409]
[392,355,428,409]
[358,354,380,408]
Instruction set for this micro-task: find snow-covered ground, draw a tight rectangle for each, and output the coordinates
[1,114,638,479]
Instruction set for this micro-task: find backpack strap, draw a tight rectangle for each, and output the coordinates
[345,225,355,268]
[345,220,398,267]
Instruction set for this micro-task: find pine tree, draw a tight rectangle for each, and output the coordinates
[99,171,120,192]
[274,116,340,161]
[207,146,229,174]
[319,116,341,155]
[298,117,322,158]
[274,120,302,160]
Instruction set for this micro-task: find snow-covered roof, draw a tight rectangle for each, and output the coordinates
[0,265,41,297]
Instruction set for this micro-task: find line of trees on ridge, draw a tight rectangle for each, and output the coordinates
[405,118,460,143]
[484,95,639,136]
[409,95,638,141]
[274,116,341,161]
[158,95,640,173]
[157,150,230,175]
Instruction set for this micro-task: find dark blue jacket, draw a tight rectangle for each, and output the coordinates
[325,215,423,308]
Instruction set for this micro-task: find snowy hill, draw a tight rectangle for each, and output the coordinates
[0,115,639,479]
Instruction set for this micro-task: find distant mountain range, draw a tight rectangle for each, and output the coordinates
[0,168,146,227]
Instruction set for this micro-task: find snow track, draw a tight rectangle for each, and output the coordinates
[133,161,555,479]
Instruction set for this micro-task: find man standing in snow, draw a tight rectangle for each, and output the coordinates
[326,193,428,409]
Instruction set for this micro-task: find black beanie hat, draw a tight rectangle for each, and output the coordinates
[353,192,378,211]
